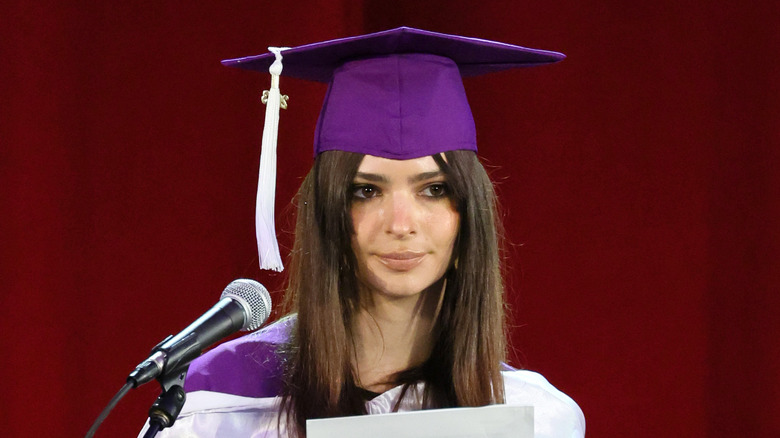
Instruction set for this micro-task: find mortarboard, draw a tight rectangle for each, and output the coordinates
[222,27,564,271]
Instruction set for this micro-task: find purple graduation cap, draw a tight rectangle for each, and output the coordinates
[224,27,564,271]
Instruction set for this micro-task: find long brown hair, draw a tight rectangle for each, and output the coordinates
[280,149,506,437]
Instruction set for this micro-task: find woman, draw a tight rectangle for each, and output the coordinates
[151,27,585,438]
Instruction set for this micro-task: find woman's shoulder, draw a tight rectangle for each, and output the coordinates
[184,315,296,398]
[148,391,283,438]
[502,370,586,438]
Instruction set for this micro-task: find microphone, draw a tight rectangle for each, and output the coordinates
[127,279,271,388]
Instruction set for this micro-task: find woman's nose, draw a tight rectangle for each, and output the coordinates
[385,192,417,237]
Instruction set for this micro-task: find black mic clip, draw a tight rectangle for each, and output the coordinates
[141,339,192,438]
[145,365,188,434]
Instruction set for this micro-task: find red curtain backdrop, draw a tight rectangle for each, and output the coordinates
[2,2,778,436]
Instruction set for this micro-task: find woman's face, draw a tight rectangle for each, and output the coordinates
[350,154,460,299]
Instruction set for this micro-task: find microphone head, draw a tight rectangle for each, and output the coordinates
[221,279,272,331]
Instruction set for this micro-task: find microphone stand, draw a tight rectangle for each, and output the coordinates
[142,366,189,438]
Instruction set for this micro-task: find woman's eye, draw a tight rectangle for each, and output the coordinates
[352,185,379,199]
[420,183,448,198]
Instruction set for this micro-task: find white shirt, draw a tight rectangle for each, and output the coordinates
[145,370,584,438]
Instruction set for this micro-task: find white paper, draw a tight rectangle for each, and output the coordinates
[307,405,533,438]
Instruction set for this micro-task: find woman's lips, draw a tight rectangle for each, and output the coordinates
[376,252,426,271]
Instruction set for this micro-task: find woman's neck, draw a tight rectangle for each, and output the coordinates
[352,279,444,393]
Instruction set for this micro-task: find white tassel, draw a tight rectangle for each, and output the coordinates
[255,47,289,272]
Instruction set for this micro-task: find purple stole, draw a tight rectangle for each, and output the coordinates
[184,316,294,398]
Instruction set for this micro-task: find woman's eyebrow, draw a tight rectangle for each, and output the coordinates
[354,172,387,183]
[354,170,444,183]
[409,170,445,183]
